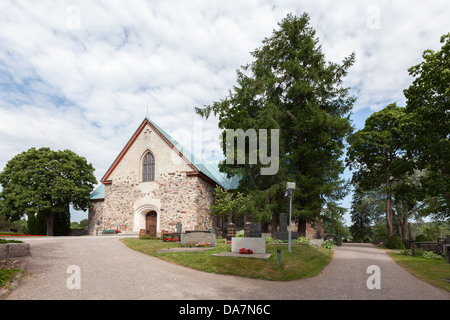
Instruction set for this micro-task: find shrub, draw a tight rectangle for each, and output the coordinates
[321,240,334,249]
[415,234,432,242]
[385,235,405,250]
[264,237,274,244]
[401,249,412,256]
[413,248,426,257]
[293,237,310,244]
[421,251,442,260]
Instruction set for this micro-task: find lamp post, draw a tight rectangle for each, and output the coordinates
[285,182,296,252]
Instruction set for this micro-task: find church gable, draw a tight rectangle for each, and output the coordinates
[101,118,195,184]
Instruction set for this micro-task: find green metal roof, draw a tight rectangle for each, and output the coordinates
[89,118,239,200]
[90,183,105,200]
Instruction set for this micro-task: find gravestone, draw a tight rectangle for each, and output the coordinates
[244,222,262,238]
[275,213,297,241]
[176,222,182,234]
[181,232,216,247]
[231,237,266,254]
[280,213,288,232]
[225,223,236,241]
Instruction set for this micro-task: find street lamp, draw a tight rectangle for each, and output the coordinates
[285,182,295,252]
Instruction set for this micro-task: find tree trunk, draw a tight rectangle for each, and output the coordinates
[395,221,402,240]
[44,209,54,236]
[271,214,278,238]
[386,176,394,238]
[401,217,408,244]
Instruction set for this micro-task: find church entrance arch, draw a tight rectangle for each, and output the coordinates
[135,205,160,236]
[145,211,157,237]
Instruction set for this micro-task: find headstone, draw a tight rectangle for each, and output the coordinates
[176,222,182,234]
[231,237,266,254]
[181,232,216,247]
[244,222,262,238]
[225,223,236,241]
[279,213,288,232]
[275,213,297,241]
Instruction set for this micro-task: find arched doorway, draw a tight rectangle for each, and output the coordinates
[145,211,157,237]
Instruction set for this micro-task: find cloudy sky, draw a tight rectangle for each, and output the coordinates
[1,0,449,223]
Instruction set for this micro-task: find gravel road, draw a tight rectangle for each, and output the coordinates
[4,236,449,300]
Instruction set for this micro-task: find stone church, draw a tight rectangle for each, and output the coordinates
[88,117,238,236]
[88,117,323,239]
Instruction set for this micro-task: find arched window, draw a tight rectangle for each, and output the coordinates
[142,151,155,182]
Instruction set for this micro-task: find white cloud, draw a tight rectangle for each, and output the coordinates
[0,1,449,222]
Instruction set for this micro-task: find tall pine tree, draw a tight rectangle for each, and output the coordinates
[197,13,355,227]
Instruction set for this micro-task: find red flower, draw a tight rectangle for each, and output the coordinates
[238,248,253,254]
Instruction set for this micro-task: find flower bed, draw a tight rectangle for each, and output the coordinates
[163,237,179,242]
[162,233,180,242]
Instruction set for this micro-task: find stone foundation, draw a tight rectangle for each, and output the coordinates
[0,243,30,259]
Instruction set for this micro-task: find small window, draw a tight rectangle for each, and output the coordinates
[142,151,155,182]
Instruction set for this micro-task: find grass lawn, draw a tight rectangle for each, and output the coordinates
[121,238,333,281]
[0,268,23,288]
[387,251,450,292]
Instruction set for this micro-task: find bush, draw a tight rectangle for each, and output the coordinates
[385,235,405,250]
[264,237,274,244]
[415,234,432,242]
[321,240,334,249]
[401,249,412,256]
[421,251,442,259]
[293,237,311,244]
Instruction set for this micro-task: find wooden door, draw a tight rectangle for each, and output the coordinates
[146,211,157,237]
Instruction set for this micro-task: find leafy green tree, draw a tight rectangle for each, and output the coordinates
[70,219,88,230]
[372,220,388,242]
[197,13,355,227]
[209,186,252,222]
[347,103,414,237]
[349,186,384,242]
[79,219,88,229]
[0,147,97,236]
[391,169,434,242]
[321,204,349,238]
[403,33,450,218]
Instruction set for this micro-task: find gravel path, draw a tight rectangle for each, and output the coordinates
[4,236,449,300]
